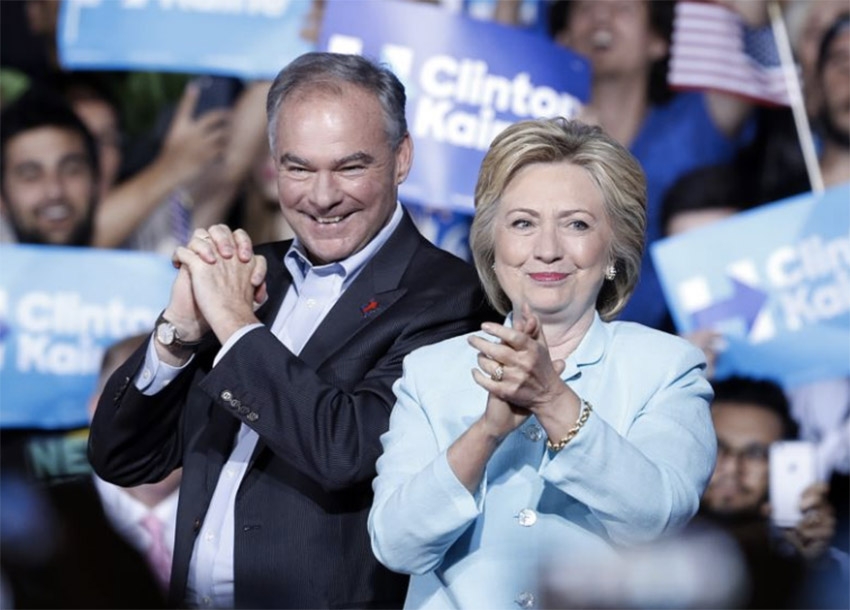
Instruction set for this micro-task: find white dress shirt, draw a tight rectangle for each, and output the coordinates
[135,204,403,608]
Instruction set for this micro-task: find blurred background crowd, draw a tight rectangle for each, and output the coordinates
[0,0,848,607]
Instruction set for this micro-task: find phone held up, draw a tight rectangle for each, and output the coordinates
[192,76,241,118]
[769,440,817,528]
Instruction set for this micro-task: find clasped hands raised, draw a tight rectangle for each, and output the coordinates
[467,303,581,443]
[164,225,268,349]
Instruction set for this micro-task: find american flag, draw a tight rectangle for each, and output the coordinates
[668,1,791,106]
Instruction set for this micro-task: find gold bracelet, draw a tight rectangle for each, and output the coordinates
[546,399,593,452]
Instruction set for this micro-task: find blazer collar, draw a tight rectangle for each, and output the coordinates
[253,240,293,325]
[561,311,606,379]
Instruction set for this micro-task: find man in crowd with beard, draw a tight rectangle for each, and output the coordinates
[1,85,98,246]
[700,377,847,608]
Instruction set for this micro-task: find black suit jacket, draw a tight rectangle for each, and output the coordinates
[89,213,494,608]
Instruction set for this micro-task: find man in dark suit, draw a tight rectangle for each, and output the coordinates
[88,52,492,609]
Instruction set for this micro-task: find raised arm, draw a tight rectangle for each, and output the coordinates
[91,83,231,248]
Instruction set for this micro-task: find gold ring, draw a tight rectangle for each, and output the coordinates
[491,365,504,382]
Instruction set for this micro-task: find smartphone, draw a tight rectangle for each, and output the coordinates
[769,441,817,527]
[192,76,241,118]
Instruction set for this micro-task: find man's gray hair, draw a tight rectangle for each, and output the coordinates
[266,52,407,154]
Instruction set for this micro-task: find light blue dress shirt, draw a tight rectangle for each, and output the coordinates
[369,313,717,609]
[136,203,403,608]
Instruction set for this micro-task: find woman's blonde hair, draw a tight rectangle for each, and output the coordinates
[470,118,647,320]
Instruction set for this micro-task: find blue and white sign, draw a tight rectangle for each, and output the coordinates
[652,185,850,388]
[319,0,590,213]
[0,246,175,429]
[58,0,315,79]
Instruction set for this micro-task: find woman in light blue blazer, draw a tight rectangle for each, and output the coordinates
[368,118,717,609]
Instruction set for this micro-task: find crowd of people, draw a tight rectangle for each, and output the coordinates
[1,0,848,608]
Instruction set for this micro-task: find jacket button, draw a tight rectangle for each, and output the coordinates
[221,390,233,401]
[229,398,241,409]
[523,424,543,442]
[193,517,202,532]
[515,591,534,608]
[516,508,537,527]
[246,412,259,422]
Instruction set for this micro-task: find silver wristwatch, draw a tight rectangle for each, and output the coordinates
[155,312,203,349]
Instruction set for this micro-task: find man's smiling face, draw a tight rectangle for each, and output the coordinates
[273,83,412,265]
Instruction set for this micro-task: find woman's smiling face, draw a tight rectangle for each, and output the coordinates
[492,161,613,325]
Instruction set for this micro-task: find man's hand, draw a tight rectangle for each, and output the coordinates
[782,482,837,562]
[174,225,267,344]
[156,83,233,185]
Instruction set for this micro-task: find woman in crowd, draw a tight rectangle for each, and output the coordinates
[368,118,717,609]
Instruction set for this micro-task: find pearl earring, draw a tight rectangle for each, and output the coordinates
[605,265,617,281]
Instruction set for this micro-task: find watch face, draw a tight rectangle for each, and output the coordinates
[156,322,175,345]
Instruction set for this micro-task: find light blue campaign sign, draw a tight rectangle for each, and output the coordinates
[652,184,850,388]
[319,0,590,213]
[0,246,175,429]
[58,0,314,79]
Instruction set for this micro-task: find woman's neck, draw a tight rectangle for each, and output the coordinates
[538,309,596,362]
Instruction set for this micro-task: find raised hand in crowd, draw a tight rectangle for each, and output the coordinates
[181,81,271,232]
[777,481,838,562]
[93,83,232,248]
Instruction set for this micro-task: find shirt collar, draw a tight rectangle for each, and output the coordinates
[284,202,403,289]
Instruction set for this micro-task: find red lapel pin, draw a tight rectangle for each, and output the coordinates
[360,298,379,317]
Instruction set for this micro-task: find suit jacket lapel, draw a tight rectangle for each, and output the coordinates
[298,212,423,369]
[254,240,293,325]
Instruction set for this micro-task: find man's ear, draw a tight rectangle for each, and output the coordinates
[394,133,413,185]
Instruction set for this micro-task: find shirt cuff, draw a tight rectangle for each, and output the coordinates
[134,336,193,396]
[212,323,264,367]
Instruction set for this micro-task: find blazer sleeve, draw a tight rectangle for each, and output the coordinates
[368,354,482,575]
[540,343,717,545]
[88,337,200,486]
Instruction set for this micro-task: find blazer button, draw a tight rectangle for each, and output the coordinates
[237,405,250,415]
[221,390,233,402]
[516,508,537,527]
[515,591,535,608]
[246,412,259,422]
[523,424,543,442]
[229,398,241,409]
[193,517,202,532]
